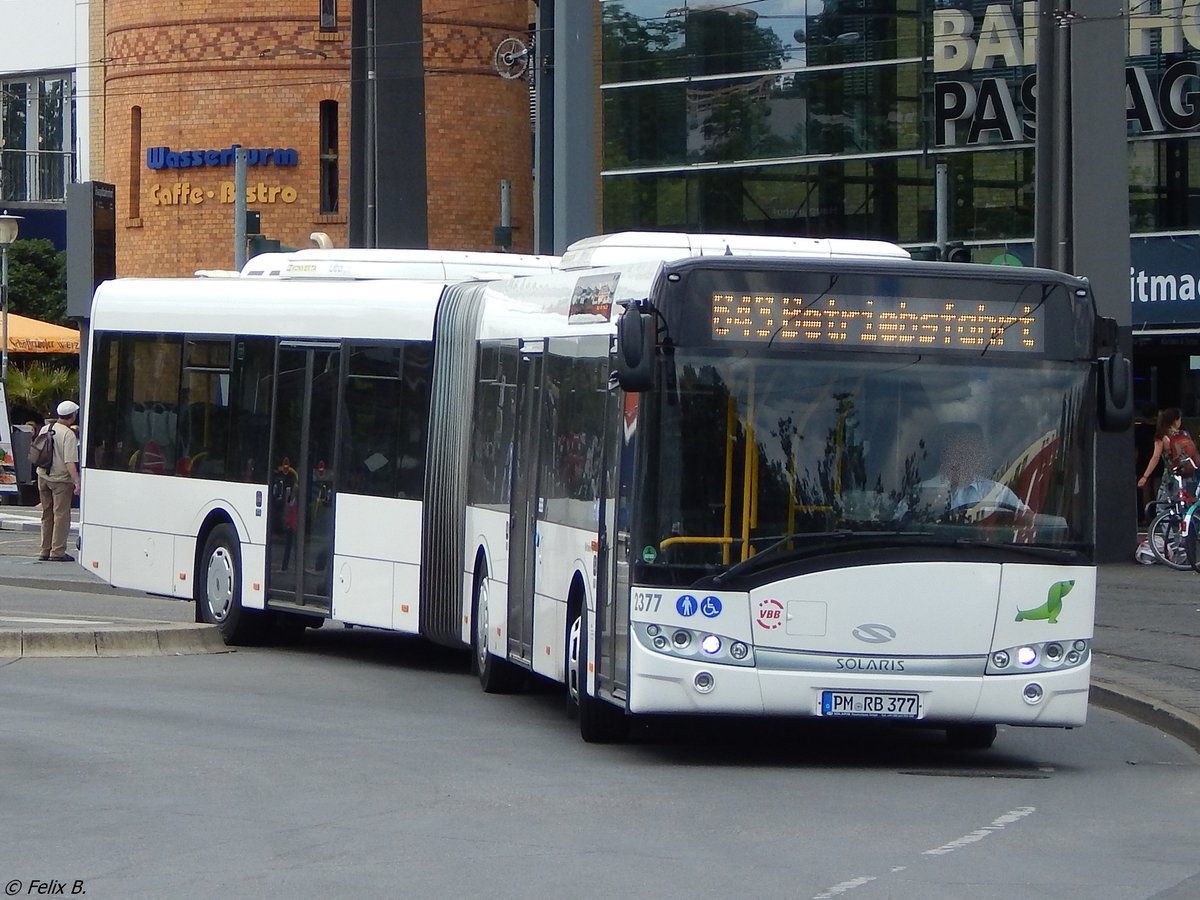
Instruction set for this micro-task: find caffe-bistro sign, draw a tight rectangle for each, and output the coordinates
[935,3,1200,146]
[145,143,301,207]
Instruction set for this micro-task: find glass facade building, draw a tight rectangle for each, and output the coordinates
[598,1,1200,498]
[600,1,1200,254]
[1,72,76,203]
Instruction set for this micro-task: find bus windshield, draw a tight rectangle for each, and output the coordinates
[634,351,1093,582]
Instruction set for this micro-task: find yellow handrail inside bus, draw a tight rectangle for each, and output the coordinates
[723,396,736,566]
[660,535,736,549]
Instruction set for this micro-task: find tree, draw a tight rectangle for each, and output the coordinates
[4,239,68,325]
[5,360,78,425]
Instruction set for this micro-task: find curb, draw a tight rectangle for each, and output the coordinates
[0,623,229,658]
[1090,678,1200,754]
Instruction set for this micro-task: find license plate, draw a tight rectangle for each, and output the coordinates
[821,690,920,719]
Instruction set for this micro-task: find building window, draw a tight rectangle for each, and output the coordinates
[129,106,142,220]
[319,100,338,214]
[0,73,75,202]
[320,0,337,32]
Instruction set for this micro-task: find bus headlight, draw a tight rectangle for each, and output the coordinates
[632,623,754,667]
[987,639,1090,675]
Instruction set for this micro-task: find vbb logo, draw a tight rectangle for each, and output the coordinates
[756,598,783,630]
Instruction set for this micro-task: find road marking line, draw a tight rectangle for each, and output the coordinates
[922,805,1037,856]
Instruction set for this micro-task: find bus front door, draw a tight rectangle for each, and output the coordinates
[267,343,339,614]
[507,341,543,666]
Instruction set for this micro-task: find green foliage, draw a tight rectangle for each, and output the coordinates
[3,239,68,325]
[5,361,78,425]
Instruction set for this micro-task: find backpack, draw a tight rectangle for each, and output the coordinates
[1168,429,1200,473]
[28,425,54,470]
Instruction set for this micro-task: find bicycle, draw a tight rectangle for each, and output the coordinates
[1147,470,1200,569]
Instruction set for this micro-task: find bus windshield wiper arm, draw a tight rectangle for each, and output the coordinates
[712,530,905,584]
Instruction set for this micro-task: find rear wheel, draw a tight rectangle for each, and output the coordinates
[569,606,629,743]
[946,723,997,750]
[196,523,266,644]
[473,573,523,693]
[1149,512,1190,570]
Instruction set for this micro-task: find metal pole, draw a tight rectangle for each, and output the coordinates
[365,0,377,248]
[234,146,248,269]
[935,161,949,259]
[1,245,8,384]
[1033,0,1057,268]
[1052,12,1073,272]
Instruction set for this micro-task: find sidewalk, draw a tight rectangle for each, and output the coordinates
[0,506,1195,750]
[0,506,225,657]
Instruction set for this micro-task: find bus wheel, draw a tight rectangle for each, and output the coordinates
[565,611,581,719]
[473,575,521,694]
[946,723,997,750]
[196,524,264,645]
[571,606,629,744]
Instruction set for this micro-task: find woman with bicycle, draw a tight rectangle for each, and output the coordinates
[1138,408,1200,501]
[1137,408,1200,568]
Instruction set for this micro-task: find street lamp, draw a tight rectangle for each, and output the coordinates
[0,210,21,385]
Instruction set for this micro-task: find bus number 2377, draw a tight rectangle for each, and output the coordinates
[633,591,663,613]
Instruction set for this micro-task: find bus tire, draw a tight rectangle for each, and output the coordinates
[571,606,629,744]
[946,723,997,750]
[269,611,319,645]
[196,523,265,645]
[565,605,581,719]
[473,573,522,694]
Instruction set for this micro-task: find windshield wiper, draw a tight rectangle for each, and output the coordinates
[710,530,915,584]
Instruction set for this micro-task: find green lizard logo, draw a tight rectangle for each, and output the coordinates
[1015,579,1074,624]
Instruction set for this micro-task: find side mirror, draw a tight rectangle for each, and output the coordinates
[1098,353,1133,432]
[614,303,657,392]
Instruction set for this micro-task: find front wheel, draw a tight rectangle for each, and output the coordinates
[1149,512,1190,570]
[196,523,266,644]
[569,606,629,743]
[946,723,997,750]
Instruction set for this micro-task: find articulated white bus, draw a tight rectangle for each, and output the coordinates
[80,234,1132,748]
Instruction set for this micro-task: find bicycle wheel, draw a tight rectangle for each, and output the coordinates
[1149,511,1191,570]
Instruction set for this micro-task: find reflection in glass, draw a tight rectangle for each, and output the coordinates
[633,353,1090,584]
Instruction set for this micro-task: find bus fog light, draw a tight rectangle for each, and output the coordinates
[672,630,692,649]
[646,624,660,637]
[1045,643,1063,662]
[1023,683,1044,704]
[730,641,749,660]
[1017,646,1038,667]
[1073,640,1087,652]
[694,671,715,693]
[701,635,721,655]
[992,650,1010,668]
[653,635,668,650]
[1066,650,1081,664]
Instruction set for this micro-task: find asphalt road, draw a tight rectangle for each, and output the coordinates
[1,524,1198,899]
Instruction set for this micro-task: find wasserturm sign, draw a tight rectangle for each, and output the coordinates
[146,145,299,170]
[934,3,1200,146]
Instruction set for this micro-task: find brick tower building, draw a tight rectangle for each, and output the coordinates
[93,1,534,276]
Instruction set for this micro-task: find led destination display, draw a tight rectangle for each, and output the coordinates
[711,292,1043,352]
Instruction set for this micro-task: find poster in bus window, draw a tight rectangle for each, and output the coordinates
[0,383,17,491]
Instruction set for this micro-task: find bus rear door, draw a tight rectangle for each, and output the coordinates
[266,342,339,615]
